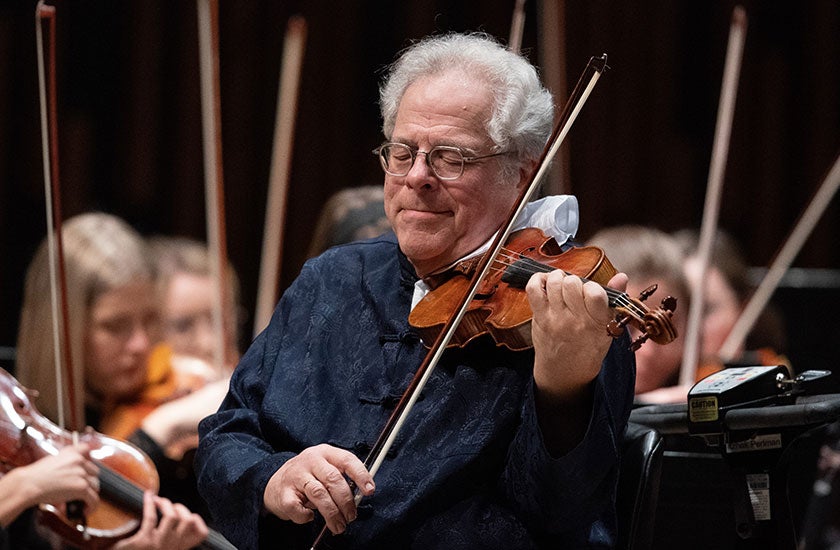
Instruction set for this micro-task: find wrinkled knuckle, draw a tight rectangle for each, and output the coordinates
[562,273,580,287]
[309,483,329,499]
[321,501,340,519]
[324,470,344,485]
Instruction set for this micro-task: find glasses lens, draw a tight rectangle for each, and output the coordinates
[380,143,413,176]
[429,147,464,179]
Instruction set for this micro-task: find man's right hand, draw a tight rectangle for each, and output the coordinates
[264,444,375,535]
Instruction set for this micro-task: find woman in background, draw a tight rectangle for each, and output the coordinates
[147,235,241,370]
[673,228,787,366]
[587,225,691,403]
[15,212,224,540]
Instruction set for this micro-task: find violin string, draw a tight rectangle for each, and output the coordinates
[482,247,649,319]
[452,247,647,319]
[483,245,643,316]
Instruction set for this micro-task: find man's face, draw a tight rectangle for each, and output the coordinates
[383,72,522,277]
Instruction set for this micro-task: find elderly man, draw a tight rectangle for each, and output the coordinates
[195,32,634,549]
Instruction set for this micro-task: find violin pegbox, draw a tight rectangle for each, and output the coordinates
[607,284,678,351]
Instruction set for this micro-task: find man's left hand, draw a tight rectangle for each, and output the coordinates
[526,270,628,400]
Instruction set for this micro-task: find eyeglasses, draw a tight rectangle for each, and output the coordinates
[372,142,507,181]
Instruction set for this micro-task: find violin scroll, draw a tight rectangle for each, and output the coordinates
[609,285,678,351]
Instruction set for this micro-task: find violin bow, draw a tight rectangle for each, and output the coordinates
[310,53,609,550]
[35,0,89,530]
[253,16,307,338]
[536,0,570,196]
[508,0,526,55]
[718,151,840,363]
[35,0,82,436]
[196,0,230,373]
[678,6,747,386]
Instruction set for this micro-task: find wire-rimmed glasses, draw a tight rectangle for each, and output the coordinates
[373,142,507,180]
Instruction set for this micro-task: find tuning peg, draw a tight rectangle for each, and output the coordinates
[661,295,677,313]
[638,284,659,302]
[630,333,650,351]
[607,316,629,338]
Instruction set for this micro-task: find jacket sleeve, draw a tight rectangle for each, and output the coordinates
[194,265,320,550]
[500,335,636,541]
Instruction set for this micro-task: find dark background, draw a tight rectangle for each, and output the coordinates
[1,1,838,371]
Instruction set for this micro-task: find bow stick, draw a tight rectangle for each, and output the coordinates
[253,16,307,338]
[678,5,747,385]
[536,0,569,195]
[196,0,230,373]
[35,0,89,532]
[35,0,81,438]
[508,0,526,55]
[718,151,840,362]
[310,53,609,550]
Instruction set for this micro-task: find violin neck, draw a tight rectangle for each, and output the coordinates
[98,464,236,550]
[604,287,627,308]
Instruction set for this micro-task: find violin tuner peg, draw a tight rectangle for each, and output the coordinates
[607,315,630,338]
[660,295,677,313]
[637,284,658,302]
[629,333,649,351]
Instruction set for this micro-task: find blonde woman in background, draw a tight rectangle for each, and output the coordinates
[14,212,223,545]
[147,235,241,370]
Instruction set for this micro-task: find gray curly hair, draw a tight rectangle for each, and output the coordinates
[379,33,554,184]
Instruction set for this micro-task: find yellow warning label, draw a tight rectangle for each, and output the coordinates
[689,396,719,422]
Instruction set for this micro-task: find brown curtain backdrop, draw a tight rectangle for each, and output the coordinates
[2,0,838,360]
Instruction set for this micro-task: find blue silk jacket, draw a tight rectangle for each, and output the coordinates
[195,232,635,550]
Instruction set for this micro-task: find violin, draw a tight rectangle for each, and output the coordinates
[99,344,221,460]
[0,367,235,550]
[409,227,679,351]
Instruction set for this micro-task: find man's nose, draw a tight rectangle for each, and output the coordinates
[404,151,438,189]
